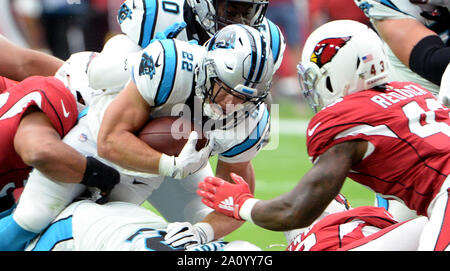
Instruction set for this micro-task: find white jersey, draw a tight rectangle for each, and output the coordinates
[118,0,285,72]
[355,0,450,95]
[24,200,228,251]
[130,39,271,163]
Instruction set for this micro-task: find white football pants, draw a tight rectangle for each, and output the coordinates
[13,116,213,233]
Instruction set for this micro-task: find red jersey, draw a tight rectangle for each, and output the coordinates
[0,76,78,206]
[306,82,450,216]
[286,206,397,251]
[0,76,17,93]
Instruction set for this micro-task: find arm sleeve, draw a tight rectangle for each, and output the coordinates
[409,35,450,85]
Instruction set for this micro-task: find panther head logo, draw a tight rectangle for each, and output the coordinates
[139,52,156,79]
[310,37,351,68]
[118,3,132,24]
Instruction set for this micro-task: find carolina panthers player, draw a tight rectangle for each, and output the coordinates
[24,199,261,251]
[0,24,274,251]
[354,0,450,221]
[87,0,285,91]
[97,23,274,249]
[354,0,450,97]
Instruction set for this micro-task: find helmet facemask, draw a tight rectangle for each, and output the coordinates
[297,63,321,113]
[196,58,266,122]
[189,0,269,36]
[195,24,273,125]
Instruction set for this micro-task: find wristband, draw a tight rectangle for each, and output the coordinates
[158,154,175,177]
[81,157,120,191]
[239,198,260,223]
[194,222,215,243]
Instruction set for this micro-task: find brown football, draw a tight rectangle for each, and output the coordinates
[137,116,207,156]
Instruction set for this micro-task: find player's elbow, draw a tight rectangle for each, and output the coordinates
[20,140,56,169]
[97,133,115,160]
[283,204,317,230]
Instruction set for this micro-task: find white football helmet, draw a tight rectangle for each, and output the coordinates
[195,24,274,120]
[298,20,389,113]
[187,0,268,36]
[54,52,103,109]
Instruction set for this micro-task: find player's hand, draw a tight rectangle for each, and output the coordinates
[159,131,214,179]
[197,173,254,220]
[164,222,210,249]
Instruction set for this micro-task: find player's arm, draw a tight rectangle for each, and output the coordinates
[0,34,63,81]
[215,160,255,192]
[373,18,450,85]
[97,80,160,174]
[199,140,367,231]
[249,141,362,230]
[206,160,255,238]
[15,107,120,195]
[14,107,86,182]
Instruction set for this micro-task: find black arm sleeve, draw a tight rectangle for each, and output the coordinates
[409,35,450,85]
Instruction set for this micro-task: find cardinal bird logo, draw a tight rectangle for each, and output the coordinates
[310,37,351,68]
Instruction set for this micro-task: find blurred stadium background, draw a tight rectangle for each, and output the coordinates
[1,0,375,251]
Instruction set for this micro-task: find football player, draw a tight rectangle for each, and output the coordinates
[24,199,261,251]
[354,0,450,221]
[0,24,274,251]
[197,20,450,251]
[85,0,284,239]
[285,195,427,251]
[353,0,449,98]
[0,53,121,250]
[87,0,285,91]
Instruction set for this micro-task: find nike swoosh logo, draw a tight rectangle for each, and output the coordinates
[307,122,321,136]
[132,179,147,185]
[0,91,42,120]
[155,53,162,67]
[61,99,70,118]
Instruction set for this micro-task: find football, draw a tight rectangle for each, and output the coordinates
[138,116,207,156]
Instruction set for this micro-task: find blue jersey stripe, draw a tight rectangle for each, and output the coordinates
[140,0,158,48]
[376,195,390,211]
[221,108,269,157]
[379,0,402,13]
[155,39,177,106]
[32,216,73,251]
[77,106,89,120]
[267,20,281,64]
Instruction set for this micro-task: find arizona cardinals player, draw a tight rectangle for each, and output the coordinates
[0,53,121,251]
[354,0,450,221]
[197,20,450,251]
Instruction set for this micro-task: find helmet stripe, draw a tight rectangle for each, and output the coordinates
[267,20,281,64]
[240,25,258,87]
[254,33,267,85]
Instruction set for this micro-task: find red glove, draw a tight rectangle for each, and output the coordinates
[197,173,254,220]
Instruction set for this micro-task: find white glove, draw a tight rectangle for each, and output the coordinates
[159,131,214,179]
[164,222,214,249]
